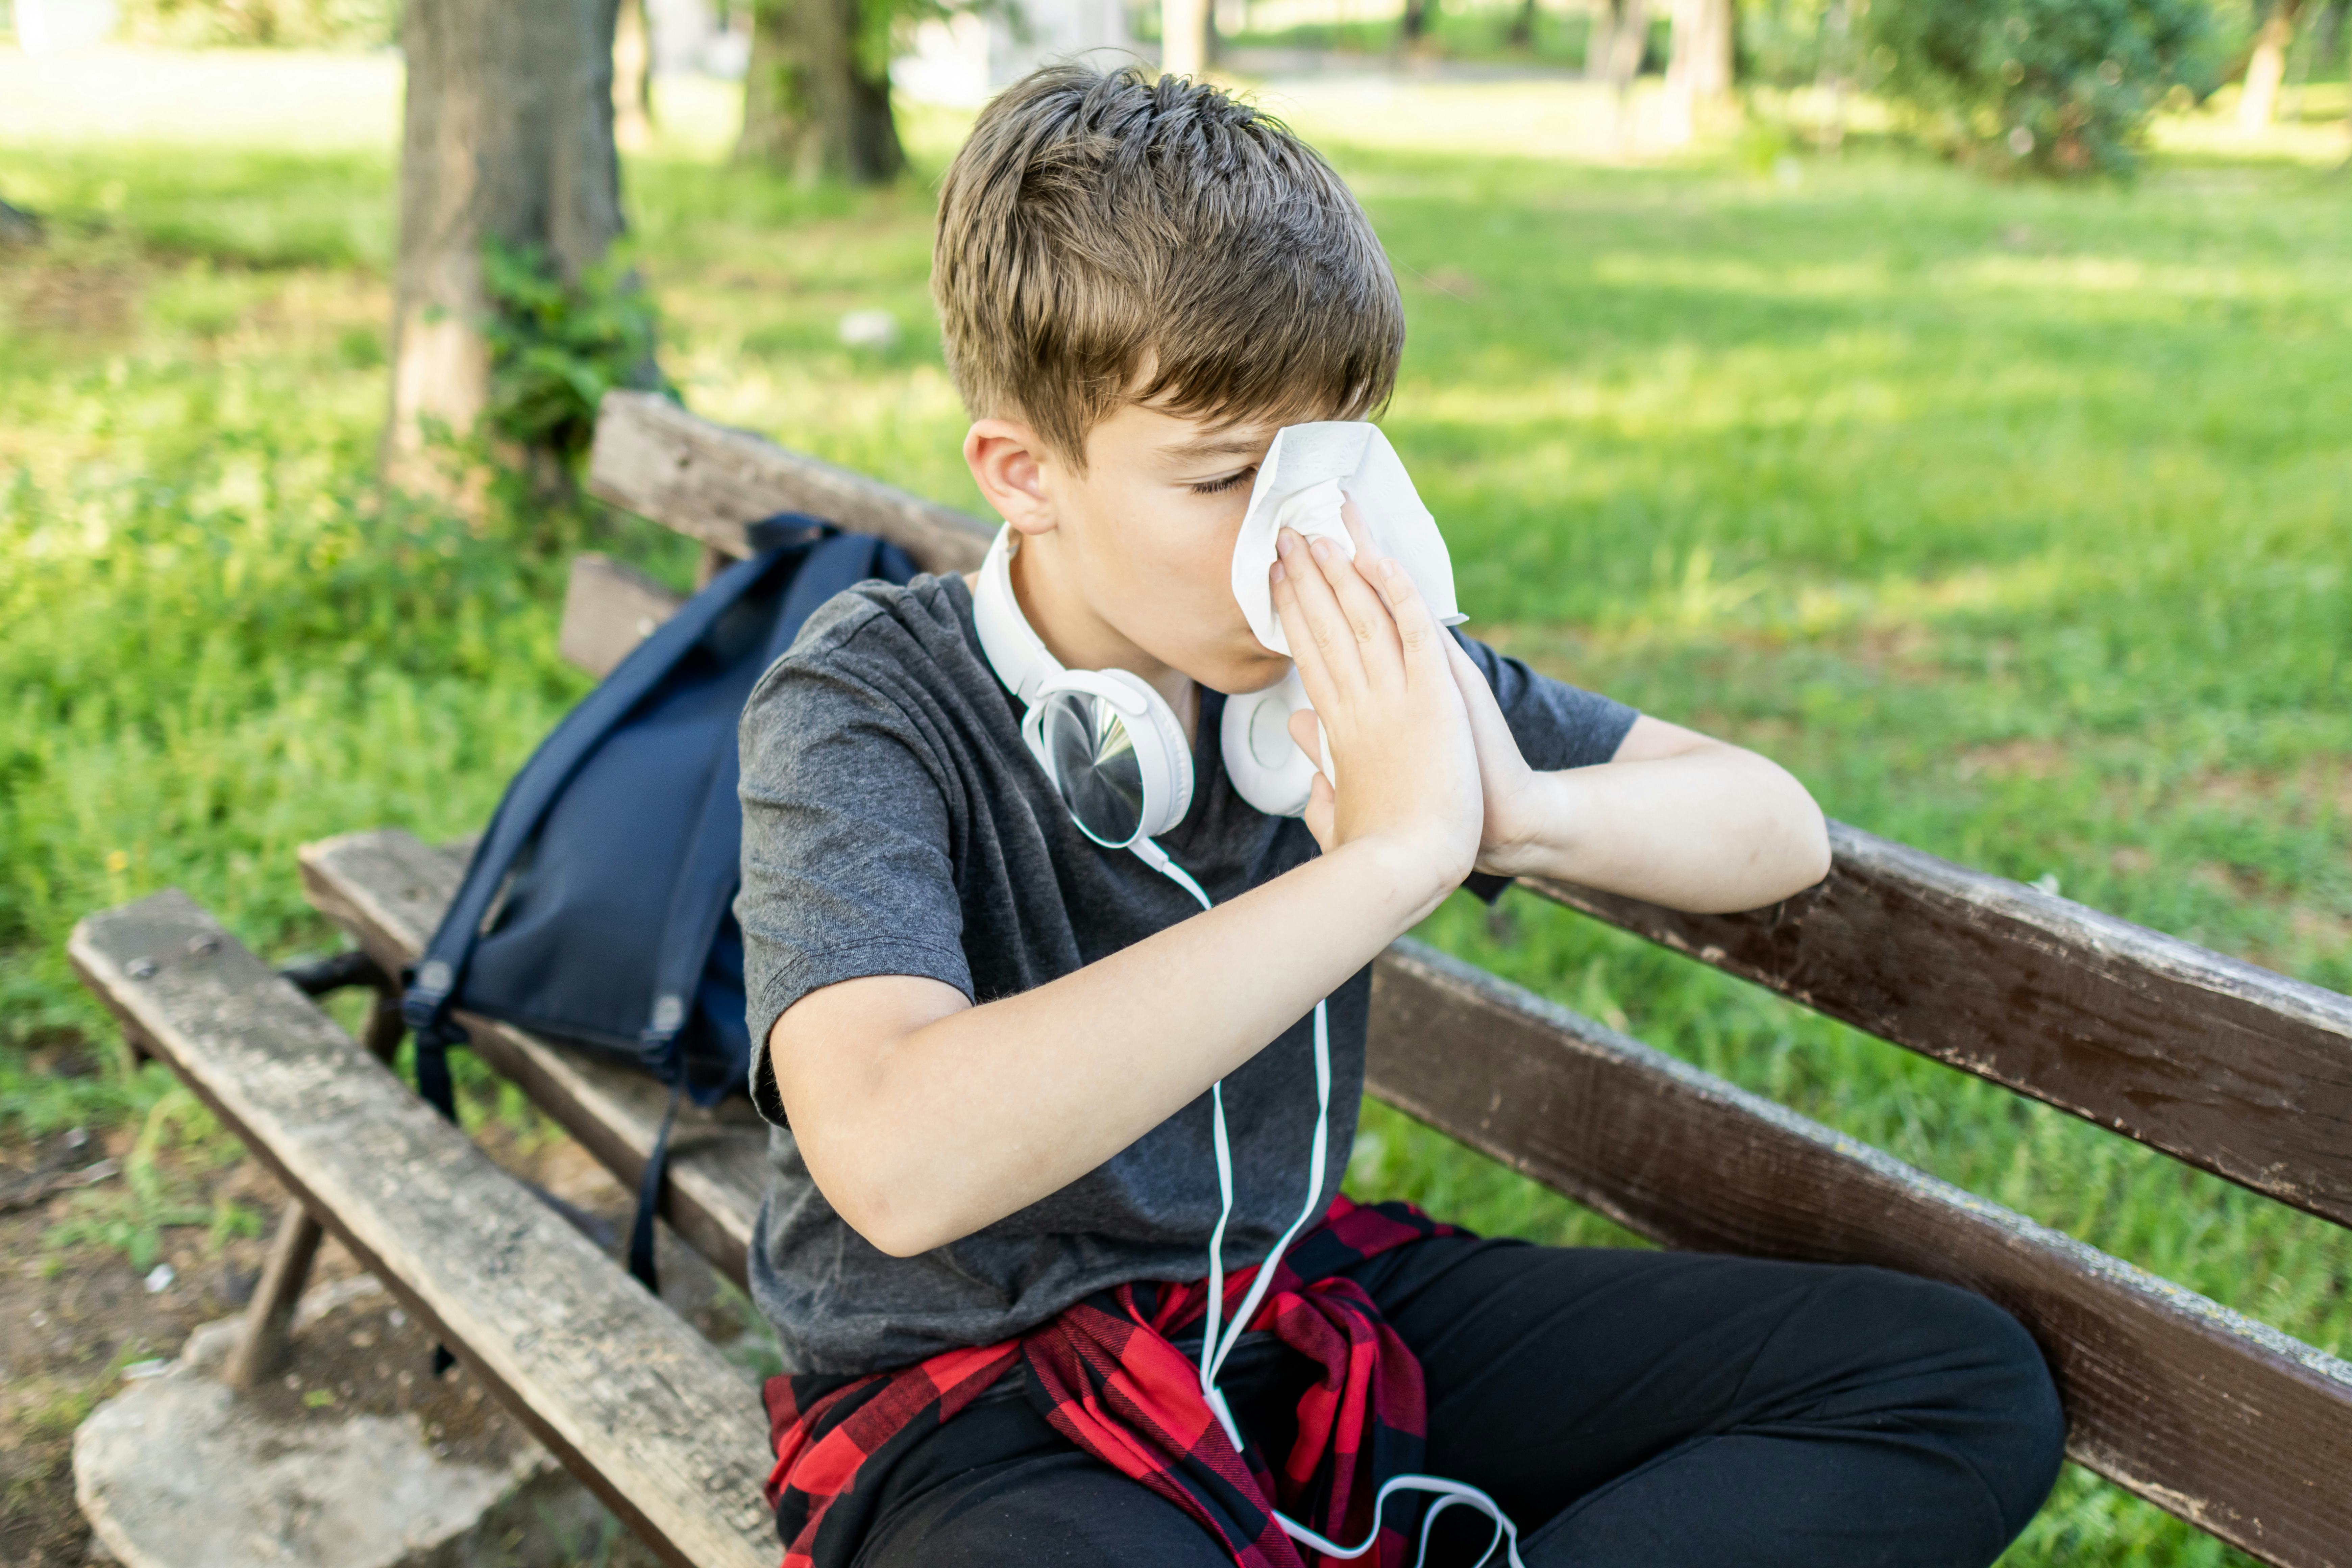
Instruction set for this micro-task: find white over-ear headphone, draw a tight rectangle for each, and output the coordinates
[971,526,1322,842]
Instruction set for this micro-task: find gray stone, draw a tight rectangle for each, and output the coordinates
[74,1298,615,1568]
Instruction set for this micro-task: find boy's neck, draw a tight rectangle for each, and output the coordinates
[974,543,1201,746]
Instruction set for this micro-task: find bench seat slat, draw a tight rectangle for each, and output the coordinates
[298,830,769,1290]
[69,892,779,1568]
[1523,824,2352,1232]
[1367,940,2352,1568]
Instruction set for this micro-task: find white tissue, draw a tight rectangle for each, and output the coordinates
[1230,422,1463,659]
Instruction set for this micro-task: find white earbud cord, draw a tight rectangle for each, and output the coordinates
[1127,836,1526,1568]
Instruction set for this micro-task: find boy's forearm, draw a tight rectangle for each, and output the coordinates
[1492,745,1831,913]
[788,837,1452,1258]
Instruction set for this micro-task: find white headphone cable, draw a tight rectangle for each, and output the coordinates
[1125,837,1526,1568]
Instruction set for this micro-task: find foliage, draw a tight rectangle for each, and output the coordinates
[115,0,399,48]
[39,1086,262,1271]
[7,62,2351,1564]
[481,238,669,467]
[1864,0,2225,176]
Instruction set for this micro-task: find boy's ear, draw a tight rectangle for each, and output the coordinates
[963,419,1056,538]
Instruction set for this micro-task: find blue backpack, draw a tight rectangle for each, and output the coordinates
[402,519,917,1289]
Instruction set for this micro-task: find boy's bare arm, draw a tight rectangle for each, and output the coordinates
[770,532,1482,1259]
[1461,691,1833,913]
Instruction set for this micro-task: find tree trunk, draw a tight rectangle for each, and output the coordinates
[615,0,654,152]
[1595,0,1647,142]
[387,0,626,493]
[2239,0,2301,129]
[1162,0,1210,77]
[1660,0,1731,144]
[1507,0,1538,49]
[1585,0,1613,78]
[1400,0,1436,44]
[1813,0,1850,151]
[738,0,904,183]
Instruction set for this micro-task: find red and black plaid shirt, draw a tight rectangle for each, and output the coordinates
[763,1196,1461,1568]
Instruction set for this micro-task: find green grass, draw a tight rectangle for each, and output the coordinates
[4,53,2349,1567]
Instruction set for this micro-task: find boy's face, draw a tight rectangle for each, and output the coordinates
[965,399,1308,699]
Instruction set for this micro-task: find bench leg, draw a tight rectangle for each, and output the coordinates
[223,1200,325,1390]
[222,993,405,1391]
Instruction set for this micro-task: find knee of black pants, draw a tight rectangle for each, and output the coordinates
[1827,1266,2067,1537]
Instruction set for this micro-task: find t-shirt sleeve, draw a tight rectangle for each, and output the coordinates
[1450,629,1641,903]
[735,647,974,1128]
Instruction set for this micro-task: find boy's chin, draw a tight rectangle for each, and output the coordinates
[1204,648,1297,698]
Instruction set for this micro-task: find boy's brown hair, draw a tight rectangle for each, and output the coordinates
[933,63,1406,467]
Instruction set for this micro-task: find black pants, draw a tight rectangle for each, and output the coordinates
[847,1237,2066,1567]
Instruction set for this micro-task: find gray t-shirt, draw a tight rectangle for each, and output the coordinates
[736,572,1636,1375]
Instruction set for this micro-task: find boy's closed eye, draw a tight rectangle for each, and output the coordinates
[1187,466,1257,496]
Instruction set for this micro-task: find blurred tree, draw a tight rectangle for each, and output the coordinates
[1506,0,1538,49]
[1165,0,1211,75]
[1590,0,1651,144]
[387,0,630,491]
[737,0,905,183]
[1662,0,1734,141]
[1589,0,1651,87]
[2237,0,2302,126]
[1867,0,2221,177]
[1400,0,1436,46]
[615,0,655,151]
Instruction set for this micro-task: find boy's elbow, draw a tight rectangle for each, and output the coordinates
[804,1144,957,1259]
[845,1182,955,1258]
[843,1204,941,1260]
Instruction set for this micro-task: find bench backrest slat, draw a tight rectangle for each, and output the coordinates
[1369,939,2352,1568]
[1524,829,2352,1232]
[588,391,991,575]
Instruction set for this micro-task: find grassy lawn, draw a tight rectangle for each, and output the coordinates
[5,49,2349,1566]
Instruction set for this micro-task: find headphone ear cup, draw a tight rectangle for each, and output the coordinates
[1221,672,1318,818]
[1093,670,1194,838]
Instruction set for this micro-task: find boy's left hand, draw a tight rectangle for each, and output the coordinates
[1289,505,1549,880]
[1438,634,1549,880]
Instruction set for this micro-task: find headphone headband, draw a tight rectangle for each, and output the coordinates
[971,527,1063,707]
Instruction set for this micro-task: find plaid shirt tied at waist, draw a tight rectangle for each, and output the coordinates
[762,1196,1465,1568]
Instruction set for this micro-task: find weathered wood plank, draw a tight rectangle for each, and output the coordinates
[587,390,993,576]
[1366,939,2352,1568]
[298,830,770,1290]
[1520,820,2352,1232]
[69,893,778,1568]
[559,553,688,680]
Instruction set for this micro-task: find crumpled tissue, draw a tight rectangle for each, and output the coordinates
[1229,422,1463,659]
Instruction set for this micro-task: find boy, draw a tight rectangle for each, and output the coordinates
[736,63,2062,1567]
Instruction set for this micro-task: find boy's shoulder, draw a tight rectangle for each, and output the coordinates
[755,572,981,702]
[743,570,1007,761]
[789,570,971,666]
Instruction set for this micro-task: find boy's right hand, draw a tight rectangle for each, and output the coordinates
[1271,517,1484,910]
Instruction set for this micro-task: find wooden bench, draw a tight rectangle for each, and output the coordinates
[75,387,2352,1568]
